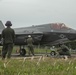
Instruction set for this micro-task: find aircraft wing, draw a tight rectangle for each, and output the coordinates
[14,27,43,45]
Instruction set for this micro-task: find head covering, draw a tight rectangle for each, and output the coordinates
[28,35,31,38]
[5,21,12,26]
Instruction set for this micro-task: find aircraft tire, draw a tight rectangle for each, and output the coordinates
[50,51,56,56]
[20,49,26,56]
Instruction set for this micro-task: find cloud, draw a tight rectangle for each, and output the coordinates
[0,0,2,1]
[0,0,76,29]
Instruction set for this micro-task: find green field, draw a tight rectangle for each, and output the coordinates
[12,46,51,55]
[0,57,76,75]
[0,46,76,75]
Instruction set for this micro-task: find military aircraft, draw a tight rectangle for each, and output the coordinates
[0,20,76,56]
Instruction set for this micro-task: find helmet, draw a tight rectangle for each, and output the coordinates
[5,21,12,26]
[28,35,31,38]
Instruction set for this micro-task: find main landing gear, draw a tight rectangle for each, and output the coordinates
[19,46,26,56]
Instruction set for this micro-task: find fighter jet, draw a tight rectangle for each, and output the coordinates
[0,21,76,56]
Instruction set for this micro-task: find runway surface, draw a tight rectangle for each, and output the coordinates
[10,53,76,59]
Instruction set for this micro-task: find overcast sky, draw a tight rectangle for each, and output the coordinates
[0,0,76,29]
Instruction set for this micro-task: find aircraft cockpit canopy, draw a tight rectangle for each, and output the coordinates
[51,23,70,30]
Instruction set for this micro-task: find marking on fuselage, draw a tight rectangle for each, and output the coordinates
[59,34,66,39]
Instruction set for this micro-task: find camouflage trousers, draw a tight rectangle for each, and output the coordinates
[27,46,34,56]
[2,43,13,60]
[59,51,71,56]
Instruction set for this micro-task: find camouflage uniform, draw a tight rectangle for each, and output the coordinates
[1,21,15,59]
[59,44,71,56]
[27,36,34,56]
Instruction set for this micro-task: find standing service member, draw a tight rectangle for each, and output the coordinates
[1,21,15,60]
[27,35,34,56]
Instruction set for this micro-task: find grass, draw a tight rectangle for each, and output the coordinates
[0,46,76,75]
[12,46,51,54]
[0,57,76,75]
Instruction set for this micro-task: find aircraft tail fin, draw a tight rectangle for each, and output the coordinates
[0,20,5,29]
